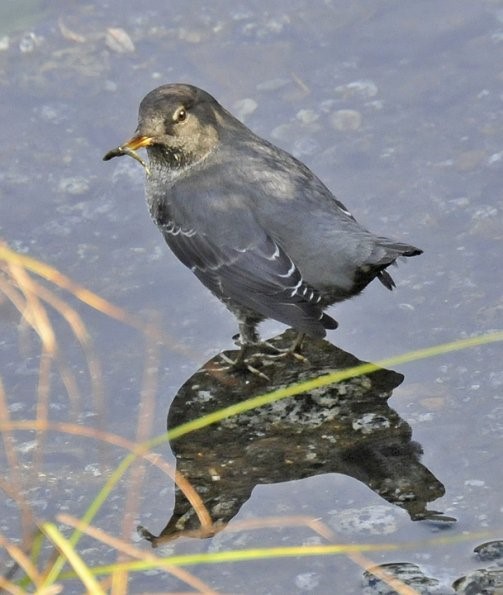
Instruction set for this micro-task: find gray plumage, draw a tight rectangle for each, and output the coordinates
[104,83,422,345]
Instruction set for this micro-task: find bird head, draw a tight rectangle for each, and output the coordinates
[103,84,224,170]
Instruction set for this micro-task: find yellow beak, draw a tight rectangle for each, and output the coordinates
[123,135,154,150]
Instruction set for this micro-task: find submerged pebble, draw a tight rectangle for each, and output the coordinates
[58,177,90,195]
[330,109,363,131]
[232,97,258,121]
[335,79,379,99]
[19,31,43,53]
[105,27,135,53]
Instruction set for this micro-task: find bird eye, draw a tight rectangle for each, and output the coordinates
[173,107,187,123]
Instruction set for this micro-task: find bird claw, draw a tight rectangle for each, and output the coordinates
[261,333,308,362]
[205,333,308,380]
[261,341,308,362]
[212,352,271,381]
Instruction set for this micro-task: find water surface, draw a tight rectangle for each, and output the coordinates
[0,1,501,592]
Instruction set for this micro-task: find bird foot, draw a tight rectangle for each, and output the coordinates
[213,351,271,381]
[261,341,307,362]
[207,332,307,380]
[262,333,308,362]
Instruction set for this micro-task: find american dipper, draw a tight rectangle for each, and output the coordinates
[104,84,422,361]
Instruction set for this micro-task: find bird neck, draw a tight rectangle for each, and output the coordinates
[147,145,190,169]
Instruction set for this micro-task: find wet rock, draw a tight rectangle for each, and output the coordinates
[352,412,391,434]
[453,567,503,593]
[138,333,452,546]
[363,562,447,594]
[475,540,503,562]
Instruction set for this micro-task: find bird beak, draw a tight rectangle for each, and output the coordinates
[122,135,154,150]
[103,134,153,174]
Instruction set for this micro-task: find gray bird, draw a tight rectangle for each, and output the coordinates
[104,83,421,361]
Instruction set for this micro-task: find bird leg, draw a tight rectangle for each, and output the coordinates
[216,320,270,379]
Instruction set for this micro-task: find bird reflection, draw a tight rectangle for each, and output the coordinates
[139,331,455,546]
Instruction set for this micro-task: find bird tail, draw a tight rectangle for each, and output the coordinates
[378,239,423,258]
[374,239,423,290]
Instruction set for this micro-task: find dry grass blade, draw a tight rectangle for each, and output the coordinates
[6,261,57,354]
[3,259,77,423]
[1,250,105,414]
[6,260,59,466]
[0,242,210,366]
[58,514,218,594]
[0,378,39,547]
[0,534,42,588]
[42,523,105,594]
[25,278,105,416]
[0,417,212,532]
[0,576,25,595]
[0,478,37,553]
[116,328,161,592]
[1,243,240,394]
[2,237,499,593]
[0,377,20,483]
[0,243,140,329]
[0,419,171,473]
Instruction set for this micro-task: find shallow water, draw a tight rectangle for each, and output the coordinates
[0,1,502,592]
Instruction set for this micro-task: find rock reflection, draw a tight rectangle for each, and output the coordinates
[139,330,454,546]
[365,540,503,594]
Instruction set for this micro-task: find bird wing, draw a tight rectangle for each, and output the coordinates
[159,220,336,337]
